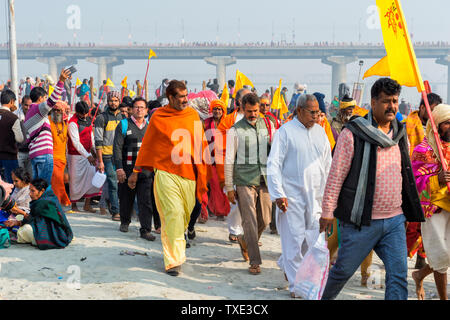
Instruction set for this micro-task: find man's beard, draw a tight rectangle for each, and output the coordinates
[51,111,63,123]
[439,127,450,142]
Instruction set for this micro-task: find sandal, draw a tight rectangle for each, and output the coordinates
[228,234,238,243]
[153,228,161,234]
[249,265,261,275]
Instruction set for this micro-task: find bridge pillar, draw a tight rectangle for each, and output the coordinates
[36,56,76,83]
[86,57,124,87]
[436,56,450,102]
[204,56,237,92]
[322,56,358,99]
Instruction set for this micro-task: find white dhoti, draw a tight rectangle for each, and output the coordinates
[422,210,450,273]
[68,154,101,201]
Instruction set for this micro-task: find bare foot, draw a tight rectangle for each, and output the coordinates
[83,206,96,213]
[412,270,425,300]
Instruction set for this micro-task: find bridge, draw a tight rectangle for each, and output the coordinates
[1,44,450,98]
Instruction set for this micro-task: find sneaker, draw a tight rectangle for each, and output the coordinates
[119,224,129,233]
[140,231,156,241]
[166,265,181,276]
[187,228,196,240]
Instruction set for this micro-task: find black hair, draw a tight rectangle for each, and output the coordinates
[75,101,90,115]
[228,80,235,87]
[12,167,31,184]
[30,86,47,103]
[30,178,48,192]
[133,97,147,107]
[147,100,161,110]
[166,80,187,99]
[90,106,99,117]
[22,95,31,102]
[122,96,133,107]
[0,89,16,105]
[420,93,442,107]
[371,78,401,100]
[242,92,260,108]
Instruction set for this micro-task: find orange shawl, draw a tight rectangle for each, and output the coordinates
[353,105,369,117]
[319,117,336,150]
[135,105,209,201]
[406,111,425,157]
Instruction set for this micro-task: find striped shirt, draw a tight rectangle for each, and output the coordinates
[24,81,64,159]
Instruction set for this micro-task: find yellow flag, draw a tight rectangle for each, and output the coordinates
[270,79,283,110]
[75,78,82,86]
[48,85,54,96]
[148,49,157,59]
[363,55,390,79]
[105,78,115,88]
[233,70,254,98]
[121,76,128,88]
[372,0,425,92]
[129,90,136,98]
[221,84,229,106]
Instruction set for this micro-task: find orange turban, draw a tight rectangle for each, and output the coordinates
[210,99,227,114]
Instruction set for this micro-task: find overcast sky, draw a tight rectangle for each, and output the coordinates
[1,0,449,103]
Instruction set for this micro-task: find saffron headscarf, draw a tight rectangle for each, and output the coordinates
[209,99,227,114]
[426,103,450,164]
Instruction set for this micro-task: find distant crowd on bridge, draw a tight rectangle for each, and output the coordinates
[2,40,449,49]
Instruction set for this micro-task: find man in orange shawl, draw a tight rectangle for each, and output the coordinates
[216,88,251,243]
[131,80,209,276]
[49,101,71,206]
[405,93,442,269]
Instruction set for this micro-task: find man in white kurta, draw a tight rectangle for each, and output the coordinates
[267,94,332,296]
[67,103,101,212]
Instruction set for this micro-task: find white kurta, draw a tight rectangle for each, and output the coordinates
[226,113,245,236]
[267,117,332,293]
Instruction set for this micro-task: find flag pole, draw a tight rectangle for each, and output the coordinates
[91,89,105,125]
[142,58,150,98]
[421,90,450,191]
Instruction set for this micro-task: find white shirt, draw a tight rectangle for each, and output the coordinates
[68,121,95,158]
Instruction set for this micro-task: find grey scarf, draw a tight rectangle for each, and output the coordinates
[346,110,406,226]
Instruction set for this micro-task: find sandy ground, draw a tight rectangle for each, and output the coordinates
[0,205,447,300]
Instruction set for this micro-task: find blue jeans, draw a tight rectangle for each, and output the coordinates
[103,158,119,214]
[31,154,54,184]
[322,214,408,300]
[0,159,19,184]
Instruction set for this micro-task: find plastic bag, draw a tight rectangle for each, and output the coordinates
[294,232,329,300]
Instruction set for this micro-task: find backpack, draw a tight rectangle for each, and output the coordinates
[120,118,149,137]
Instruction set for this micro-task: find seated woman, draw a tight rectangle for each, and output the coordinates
[4,178,73,250]
[10,167,32,216]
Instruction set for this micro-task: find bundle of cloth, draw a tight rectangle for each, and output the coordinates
[188,90,219,120]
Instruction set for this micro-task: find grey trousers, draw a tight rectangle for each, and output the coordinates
[236,182,272,265]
